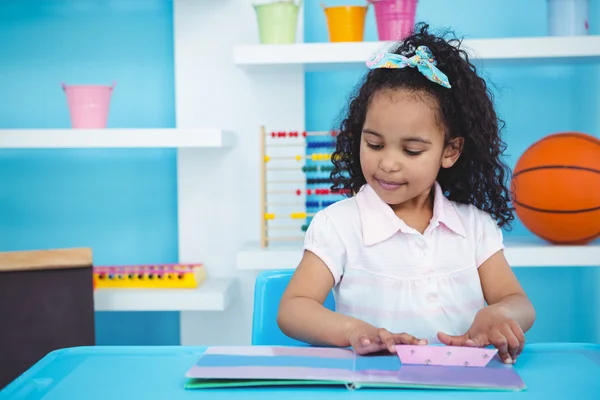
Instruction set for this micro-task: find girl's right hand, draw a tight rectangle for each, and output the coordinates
[347,323,428,355]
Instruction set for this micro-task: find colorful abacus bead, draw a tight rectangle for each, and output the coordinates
[306,178,332,184]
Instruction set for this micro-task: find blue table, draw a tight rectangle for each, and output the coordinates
[1,343,599,399]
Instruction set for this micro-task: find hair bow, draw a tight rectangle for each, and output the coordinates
[365,45,451,89]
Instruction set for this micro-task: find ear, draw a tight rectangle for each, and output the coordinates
[441,137,464,169]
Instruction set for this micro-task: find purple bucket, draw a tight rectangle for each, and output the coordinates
[369,0,418,41]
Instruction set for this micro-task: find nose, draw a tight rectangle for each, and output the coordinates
[379,155,401,173]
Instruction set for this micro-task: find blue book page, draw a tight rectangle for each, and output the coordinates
[185,346,356,383]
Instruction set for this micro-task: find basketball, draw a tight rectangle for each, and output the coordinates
[511,132,600,245]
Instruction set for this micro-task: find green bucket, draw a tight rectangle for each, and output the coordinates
[254,0,303,44]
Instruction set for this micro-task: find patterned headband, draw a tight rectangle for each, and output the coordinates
[365,45,451,89]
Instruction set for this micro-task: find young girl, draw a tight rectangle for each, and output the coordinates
[277,23,536,365]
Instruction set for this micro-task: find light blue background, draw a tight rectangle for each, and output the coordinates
[0,0,598,345]
[0,0,180,345]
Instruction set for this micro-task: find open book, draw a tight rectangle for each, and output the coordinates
[184,345,526,391]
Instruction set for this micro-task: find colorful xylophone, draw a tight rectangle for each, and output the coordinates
[93,263,205,289]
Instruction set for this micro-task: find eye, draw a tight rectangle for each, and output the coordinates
[367,142,383,150]
[404,149,424,156]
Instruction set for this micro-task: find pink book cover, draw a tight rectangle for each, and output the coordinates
[396,344,498,367]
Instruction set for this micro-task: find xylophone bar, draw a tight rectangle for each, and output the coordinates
[93,264,205,289]
[266,130,339,138]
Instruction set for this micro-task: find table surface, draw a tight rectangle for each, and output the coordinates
[1,343,599,400]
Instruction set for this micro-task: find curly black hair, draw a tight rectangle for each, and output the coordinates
[330,22,514,229]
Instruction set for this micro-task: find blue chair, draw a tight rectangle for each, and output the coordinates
[252,269,336,346]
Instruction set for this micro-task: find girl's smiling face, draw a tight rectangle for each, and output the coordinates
[359,89,462,209]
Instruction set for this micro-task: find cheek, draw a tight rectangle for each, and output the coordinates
[359,143,372,166]
[409,153,443,174]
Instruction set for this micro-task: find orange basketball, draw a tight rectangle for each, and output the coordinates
[511,132,600,245]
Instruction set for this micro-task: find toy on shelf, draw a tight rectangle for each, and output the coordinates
[511,132,600,245]
[253,0,302,44]
[322,3,369,42]
[93,263,205,289]
[368,0,418,41]
[260,126,346,247]
[62,81,116,129]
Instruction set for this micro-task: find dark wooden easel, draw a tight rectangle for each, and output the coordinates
[0,248,96,389]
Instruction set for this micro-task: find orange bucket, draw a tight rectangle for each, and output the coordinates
[322,3,369,42]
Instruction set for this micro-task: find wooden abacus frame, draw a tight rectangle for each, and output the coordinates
[260,126,346,248]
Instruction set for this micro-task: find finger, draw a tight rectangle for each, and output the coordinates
[377,329,397,353]
[353,333,385,355]
[391,333,427,346]
[353,344,378,355]
[357,333,372,347]
[517,335,525,358]
[437,331,469,346]
[355,333,379,349]
[502,325,520,363]
[468,333,489,348]
[509,320,526,357]
[354,343,384,355]
[490,332,511,364]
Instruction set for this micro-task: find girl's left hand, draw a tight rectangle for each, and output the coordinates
[436,308,525,364]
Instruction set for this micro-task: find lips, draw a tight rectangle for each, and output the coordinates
[375,178,406,190]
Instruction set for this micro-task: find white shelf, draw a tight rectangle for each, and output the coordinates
[236,239,600,270]
[234,35,600,70]
[93,277,237,311]
[0,128,235,149]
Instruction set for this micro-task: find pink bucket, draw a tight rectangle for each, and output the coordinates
[62,82,116,129]
[369,0,418,41]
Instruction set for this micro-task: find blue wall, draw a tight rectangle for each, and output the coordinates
[0,0,180,345]
[1,0,598,345]
[307,0,600,343]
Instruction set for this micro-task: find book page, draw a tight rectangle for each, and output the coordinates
[185,346,356,383]
[351,350,525,390]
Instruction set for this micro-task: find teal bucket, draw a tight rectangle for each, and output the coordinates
[254,0,302,44]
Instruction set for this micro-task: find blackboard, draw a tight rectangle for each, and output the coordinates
[0,248,95,389]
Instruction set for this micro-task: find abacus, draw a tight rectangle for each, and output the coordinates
[260,126,347,247]
[93,263,206,289]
